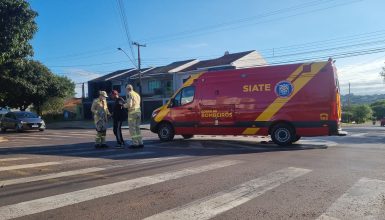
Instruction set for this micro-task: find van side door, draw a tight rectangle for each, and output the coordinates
[170,86,198,135]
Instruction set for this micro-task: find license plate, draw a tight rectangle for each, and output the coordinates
[32,124,38,128]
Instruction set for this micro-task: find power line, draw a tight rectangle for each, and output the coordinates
[116,0,137,67]
[143,0,362,44]
[49,60,128,68]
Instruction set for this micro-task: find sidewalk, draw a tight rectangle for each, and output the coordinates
[47,120,150,130]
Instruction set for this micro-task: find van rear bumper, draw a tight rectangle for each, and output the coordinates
[336,129,348,136]
[329,121,347,136]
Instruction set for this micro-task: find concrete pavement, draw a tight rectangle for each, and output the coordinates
[0,125,384,219]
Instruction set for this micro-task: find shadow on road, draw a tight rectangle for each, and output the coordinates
[0,137,329,159]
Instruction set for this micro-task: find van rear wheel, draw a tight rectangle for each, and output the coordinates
[158,122,175,142]
[271,124,295,146]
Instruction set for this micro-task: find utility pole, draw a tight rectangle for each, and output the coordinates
[132,42,146,95]
[348,82,351,123]
[132,41,146,120]
[81,82,85,99]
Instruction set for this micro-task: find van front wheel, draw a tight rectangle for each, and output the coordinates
[271,124,294,146]
[158,122,175,142]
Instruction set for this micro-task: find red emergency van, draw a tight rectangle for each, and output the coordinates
[150,59,346,146]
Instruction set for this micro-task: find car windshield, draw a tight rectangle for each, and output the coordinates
[15,112,38,119]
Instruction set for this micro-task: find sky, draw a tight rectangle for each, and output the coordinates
[28,0,385,97]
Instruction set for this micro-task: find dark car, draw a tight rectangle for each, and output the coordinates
[0,111,46,132]
[381,118,385,127]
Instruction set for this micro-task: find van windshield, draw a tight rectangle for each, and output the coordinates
[172,86,195,107]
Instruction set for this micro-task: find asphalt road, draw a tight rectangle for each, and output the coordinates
[0,125,384,220]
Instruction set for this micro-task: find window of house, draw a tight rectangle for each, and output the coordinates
[148,80,161,92]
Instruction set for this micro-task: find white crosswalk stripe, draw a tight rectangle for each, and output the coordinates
[0,160,241,220]
[0,157,28,162]
[63,151,154,163]
[0,155,189,187]
[14,136,53,140]
[145,167,311,220]
[317,177,385,220]
[0,162,61,172]
[0,151,154,172]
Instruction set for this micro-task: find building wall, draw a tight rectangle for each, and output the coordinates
[131,74,173,98]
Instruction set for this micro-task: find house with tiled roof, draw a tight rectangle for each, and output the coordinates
[129,59,198,98]
[84,50,266,120]
[173,50,267,90]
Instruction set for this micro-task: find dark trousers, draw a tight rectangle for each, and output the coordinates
[113,120,124,145]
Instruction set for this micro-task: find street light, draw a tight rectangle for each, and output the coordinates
[117,47,142,96]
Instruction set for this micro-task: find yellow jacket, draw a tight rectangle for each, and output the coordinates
[125,90,141,112]
[91,98,110,121]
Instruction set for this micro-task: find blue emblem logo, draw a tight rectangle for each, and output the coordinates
[275,81,294,98]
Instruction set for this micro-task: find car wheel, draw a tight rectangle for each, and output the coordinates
[157,122,175,142]
[292,135,301,143]
[182,134,194,139]
[271,123,295,146]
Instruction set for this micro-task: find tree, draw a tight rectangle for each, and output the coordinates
[0,0,37,65]
[0,60,75,114]
[351,105,373,124]
[370,100,385,120]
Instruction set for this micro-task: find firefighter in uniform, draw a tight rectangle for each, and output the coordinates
[91,91,111,148]
[124,84,144,148]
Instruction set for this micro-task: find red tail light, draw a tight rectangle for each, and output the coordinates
[331,93,342,121]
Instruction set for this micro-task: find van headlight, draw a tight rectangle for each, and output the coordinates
[152,110,160,118]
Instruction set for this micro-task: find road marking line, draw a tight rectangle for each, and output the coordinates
[26,133,96,138]
[0,155,189,187]
[0,151,153,172]
[317,177,385,220]
[0,167,104,187]
[0,162,60,172]
[23,135,74,138]
[145,167,311,220]
[350,133,368,137]
[63,151,154,163]
[4,147,97,154]
[0,157,28,162]
[0,160,241,220]
[11,136,53,140]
